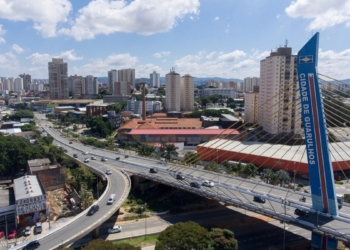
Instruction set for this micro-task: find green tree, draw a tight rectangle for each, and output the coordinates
[9,109,34,121]
[82,238,140,250]
[275,170,290,187]
[260,168,273,183]
[21,124,37,131]
[107,102,126,114]
[210,228,238,250]
[227,102,236,109]
[155,221,211,250]
[157,88,165,96]
[201,97,212,108]
[240,163,258,178]
[181,152,201,166]
[79,188,94,209]
[137,143,156,157]
[163,143,178,161]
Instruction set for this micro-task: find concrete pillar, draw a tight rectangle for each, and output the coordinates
[92,227,99,239]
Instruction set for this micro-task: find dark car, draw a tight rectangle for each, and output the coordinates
[23,240,40,250]
[253,196,266,203]
[125,155,129,158]
[294,208,308,217]
[88,204,99,215]
[149,168,158,173]
[190,182,200,188]
[176,174,185,180]
[73,154,78,158]
[116,157,120,160]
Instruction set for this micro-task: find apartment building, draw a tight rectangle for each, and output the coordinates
[180,74,194,111]
[48,58,68,100]
[165,70,180,112]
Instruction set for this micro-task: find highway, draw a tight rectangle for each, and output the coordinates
[33,113,350,248]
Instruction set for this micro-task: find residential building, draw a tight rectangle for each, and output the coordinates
[13,78,23,92]
[108,69,118,93]
[165,69,180,112]
[118,68,135,86]
[48,58,68,100]
[150,71,160,88]
[244,77,260,92]
[86,104,109,116]
[258,47,300,135]
[244,88,259,124]
[113,81,131,95]
[202,88,236,99]
[19,73,32,91]
[103,94,130,103]
[70,75,85,99]
[180,74,194,111]
[126,97,162,115]
[85,75,98,95]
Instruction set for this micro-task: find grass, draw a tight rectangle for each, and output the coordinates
[113,234,159,247]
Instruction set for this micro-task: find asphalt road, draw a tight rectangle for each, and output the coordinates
[34,114,350,247]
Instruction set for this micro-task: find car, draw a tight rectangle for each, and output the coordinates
[49,126,52,128]
[35,222,42,234]
[116,157,120,160]
[108,225,122,234]
[202,180,215,187]
[157,160,167,165]
[73,154,78,158]
[88,204,99,215]
[125,155,129,158]
[101,157,107,162]
[0,231,4,238]
[91,156,96,160]
[294,208,309,217]
[107,194,116,205]
[83,151,89,155]
[8,228,16,239]
[24,226,31,236]
[69,141,73,144]
[22,240,40,250]
[105,169,112,175]
[190,182,200,188]
[84,158,90,163]
[63,149,68,153]
[149,168,158,173]
[253,196,266,203]
[176,174,185,180]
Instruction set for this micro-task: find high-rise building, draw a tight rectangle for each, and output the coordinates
[165,69,180,112]
[244,77,259,92]
[113,82,131,95]
[19,73,32,91]
[108,70,118,93]
[258,47,301,135]
[85,75,98,95]
[48,58,68,100]
[180,74,194,111]
[150,71,160,88]
[118,68,135,86]
[70,75,85,99]
[244,87,259,124]
[13,77,23,92]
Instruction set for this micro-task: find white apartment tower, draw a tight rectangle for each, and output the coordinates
[13,78,23,92]
[118,68,135,86]
[244,87,259,124]
[71,75,85,99]
[85,75,98,95]
[108,70,118,93]
[165,69,180,112]
[244,77,259,92]
[19,73,32,91]
[258,47,301,135]
[150,71,160,88]
[180,74,194,111]
[48,58,68,100]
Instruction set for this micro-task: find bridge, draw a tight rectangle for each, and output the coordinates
[13,33,350,250]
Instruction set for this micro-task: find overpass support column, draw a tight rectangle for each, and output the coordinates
[311,232,337,250]
[92,227,99,239]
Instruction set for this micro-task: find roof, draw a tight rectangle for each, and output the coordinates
[129,129,239,135]
[14,175,44,200]
[118,118,203,130]
[0,128,22,134]
[27,158,51,167]
[197,139,350,163]
[33,99,95,104]
[220,114,239,121]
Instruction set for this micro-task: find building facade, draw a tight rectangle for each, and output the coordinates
[13,78,23,92]
[85,75,98,95]
[258,47,301,135]
[150,71,160,88]
[113,81,131,95]
[180,74,194,111]
[48,58,68,100]
[244,77,259,92]
[70,75,85,99]
[126,98,162,115]
[108,69,118,93]
[244,91,259,124]
[165,70,180,112]
[202,88,236,99]
[19,73,32,91]
[118,68,135,86]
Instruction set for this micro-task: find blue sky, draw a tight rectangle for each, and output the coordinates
[0,0,350,80]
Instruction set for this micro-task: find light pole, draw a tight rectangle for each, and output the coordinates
[281,199,289,250]
[144,203,147,240]
[293,162,296,191]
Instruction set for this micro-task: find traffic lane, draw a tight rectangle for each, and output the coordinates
[36,168,126,250]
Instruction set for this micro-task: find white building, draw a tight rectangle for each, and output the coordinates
[180,74,194,111]
[126,97,162,115]
[70,75,85,99]
[13,78,23,92]
[258,47,301,135]
[244,77,259,92]
[165,69,180,112]
[202,88,236,99]
[85,75,98,95]
[244,91,259,123]
[48,58,68,100]
[150,71,160,88]
[108,69,118,93]
[118,68,135,86]
[19,73,32,91]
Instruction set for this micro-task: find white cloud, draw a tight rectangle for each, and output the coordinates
[153,51,171,58]
[285,0,350,30]
[59,50,83,61]
[217,50,246,62]
[0,52,20,71]
[27,50,83,65]
[11,44,23,54]
[318,48,350,79]
[214,16,219,21]
[59,0,200,41]
[0,24,6,44]
[0,0,72,37]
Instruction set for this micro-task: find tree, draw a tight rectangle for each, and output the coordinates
[240,163,258,178]
[227,102,236,109]
[79,188,94,209]
[275,170,290,187]
[181,152,201,166]
[21,124,37,131]
[137,143,156,157]
[210,228,238,250]
[201,97,212,108]
[82,238,140,250]
[163,143,178,161]
[157,88,165,96]
[260,168,273,183]
[155,221,211,250]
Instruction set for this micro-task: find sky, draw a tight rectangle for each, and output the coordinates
[0,0,350,80]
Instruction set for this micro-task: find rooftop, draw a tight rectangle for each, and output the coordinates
[129,129,239,135]
[27,158,51,167]
[14,175,44,200]
[118,118,202,130]
[33,99,96,104]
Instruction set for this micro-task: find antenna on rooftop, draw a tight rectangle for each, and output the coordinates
[285,39,288,47]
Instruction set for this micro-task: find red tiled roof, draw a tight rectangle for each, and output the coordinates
[129,129,239,135]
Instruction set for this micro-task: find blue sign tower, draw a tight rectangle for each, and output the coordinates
[297,33,338,250]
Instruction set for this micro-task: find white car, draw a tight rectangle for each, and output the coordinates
[91,156,96,160]
[84,158,90,163]
[105,169,112,175]
[24,226,31,236]
[83,151,89,155]
[108,225,122,234]
[101,157,107,162]
[202,180,215,187]
[107,194,116,205]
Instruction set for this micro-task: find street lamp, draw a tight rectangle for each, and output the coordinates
[293,162,296,191]
[143,203,147,240]
[281,199,290,250]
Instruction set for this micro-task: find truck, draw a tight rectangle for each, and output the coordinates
[337,194,344,209]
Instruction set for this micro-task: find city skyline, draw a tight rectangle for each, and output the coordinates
[0,1,350,80]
